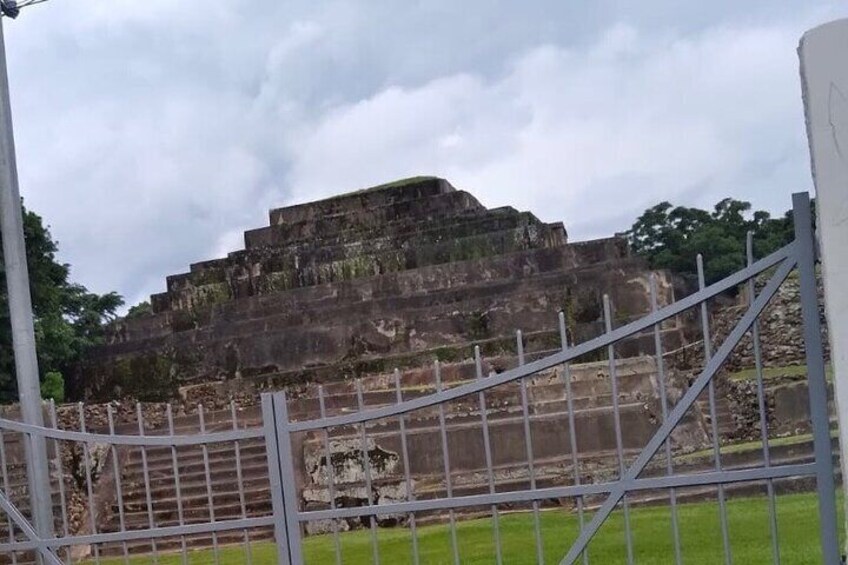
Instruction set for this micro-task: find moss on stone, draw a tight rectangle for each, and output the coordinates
[193,282,231,309]
[102,352,177,402]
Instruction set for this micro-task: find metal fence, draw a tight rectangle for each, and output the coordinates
[264,192,840,565]
[0,191,840,564]
[0,402,273,564]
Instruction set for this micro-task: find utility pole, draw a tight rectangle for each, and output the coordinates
[799,18,848,558]
[0,8,55,547]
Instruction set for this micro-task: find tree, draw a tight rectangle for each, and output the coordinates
[627,198,798,284]
[40,371,65,403]
[0,203,123,403]
[126,300,153,319]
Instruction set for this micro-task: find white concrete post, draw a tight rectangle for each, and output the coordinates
[799,18,848,557]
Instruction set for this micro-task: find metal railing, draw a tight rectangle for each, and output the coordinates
[0,401,271,564]
[264,192,840,564]
[0,191,839,564]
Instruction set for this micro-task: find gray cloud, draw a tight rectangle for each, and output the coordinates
[2,0,846,308]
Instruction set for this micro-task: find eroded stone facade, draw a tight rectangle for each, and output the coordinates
[75,177,679,403]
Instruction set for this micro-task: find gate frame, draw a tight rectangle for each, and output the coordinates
[264,191,840,565]
[0,415,274,562]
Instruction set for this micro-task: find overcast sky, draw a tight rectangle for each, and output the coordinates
[4,1,847,308]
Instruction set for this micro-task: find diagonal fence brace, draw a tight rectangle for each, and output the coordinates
[560,255,797,564]
[0,484,62,565]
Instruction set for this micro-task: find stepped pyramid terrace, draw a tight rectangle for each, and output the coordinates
[75,176,683,402]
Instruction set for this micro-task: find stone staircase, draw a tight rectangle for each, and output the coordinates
[0,433,66,565]
[91,353,704,546]
[96,408,273,557]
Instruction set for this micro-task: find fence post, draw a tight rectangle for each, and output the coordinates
[274,391,305,565]
[793,191,841,565]
[261,393,292,565]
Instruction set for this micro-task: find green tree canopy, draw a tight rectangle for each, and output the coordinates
[0,204,123,403]
[627,198,798,283]
[126,300,153,319]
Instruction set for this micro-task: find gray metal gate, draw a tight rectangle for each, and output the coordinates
[263,192,840,565]
[0,192,839,564]
[0,403,273,564]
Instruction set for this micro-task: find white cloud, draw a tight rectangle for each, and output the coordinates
[287,21,821,241]
[1,1,846,309]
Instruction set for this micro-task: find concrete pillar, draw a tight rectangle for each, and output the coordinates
[798,18,848,556]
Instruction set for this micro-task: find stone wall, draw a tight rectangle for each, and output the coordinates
[666,269,832,442]
[712,270,829,372]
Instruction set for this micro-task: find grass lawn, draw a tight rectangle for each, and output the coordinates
[91,490,843,564]
[675,429,839,464]
[727,363,834,382]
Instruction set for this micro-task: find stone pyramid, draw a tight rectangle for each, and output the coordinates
[76,177,678,401]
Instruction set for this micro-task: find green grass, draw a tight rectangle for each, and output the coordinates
[676,429,839,463]
[90,491,842,564]
[727,363,835,382]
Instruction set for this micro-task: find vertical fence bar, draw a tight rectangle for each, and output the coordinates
[317,385,343,565]
[558,312,588,565]
[603,296,633,565]
[261,393,291,565]
[355,379,380,565]
[793,191,841,564]
[434,361,461,565]
[746,232,780,565]
[475,345,504,565]
[78,403,102,565]
[165,404,188,565]
[697,255,733,565]
[0,430,18,565]
[48,402,70,565]
[394,369,420,565]
[105,406,129,564]
[197,405,221,564]
[274,391,304,565]
[134,403,157,563]
[230,402,254,565]
[517,331,544,564]
[649,276,682,565]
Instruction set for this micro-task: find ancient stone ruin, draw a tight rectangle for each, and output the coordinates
[76,176,682,403]
[1,177,825,558]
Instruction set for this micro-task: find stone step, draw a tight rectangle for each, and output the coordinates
[112,352,661,431]
[119,398,647,479]
[118,474,271,503]
[122,451,269,478]
[118,238,636,346]
[97,524,275,556]
[122,441,267,467]
[187,268,587,343]
[239,328,677,398]
[283,371,654,421]
[168,223,566,319]
[182,205,531,300]
[245,202,537,252]
[176,267,646,365]
[157,237,641,345]
[111,489,273,520]
[119,350,667,426]
[269,177,460,226]
[105,497,273,528]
